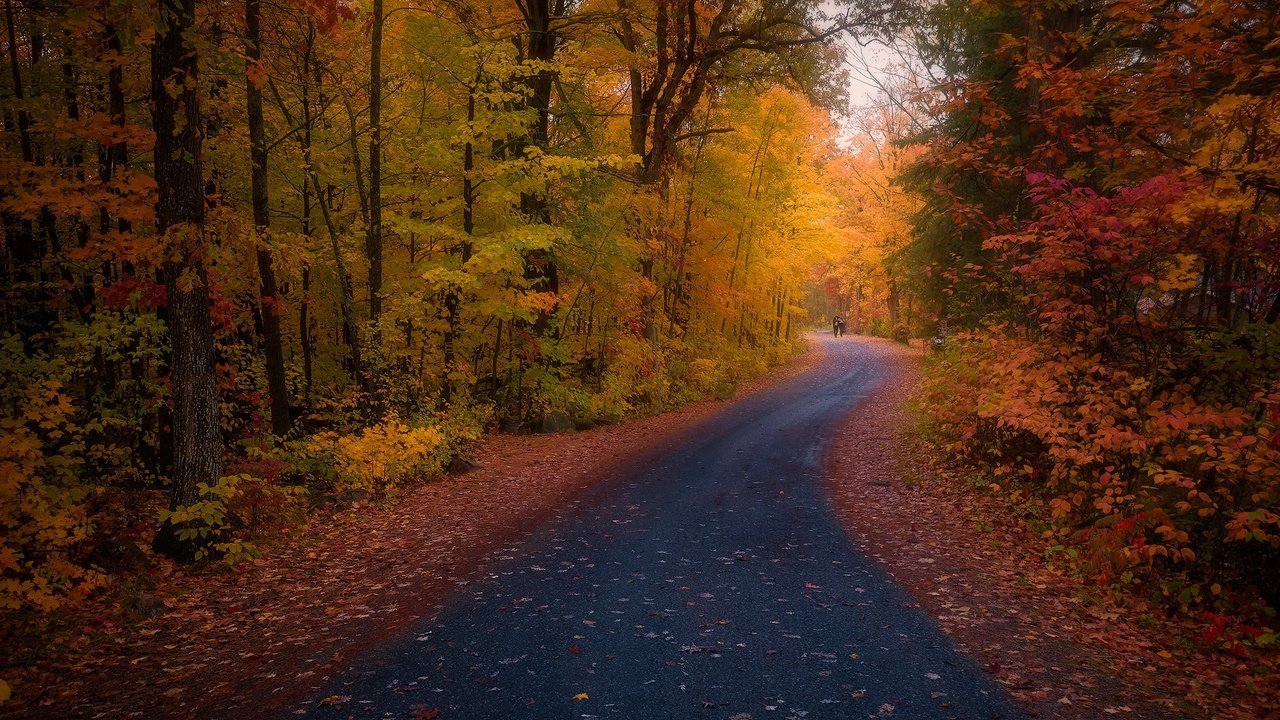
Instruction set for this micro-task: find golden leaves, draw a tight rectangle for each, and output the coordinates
[310,415,448,494]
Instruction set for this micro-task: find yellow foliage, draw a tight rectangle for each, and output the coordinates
[312,415,448,493]
[0,373,104,611]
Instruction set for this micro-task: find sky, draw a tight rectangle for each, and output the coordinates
[835,35,898,144]
[843,41,895,109]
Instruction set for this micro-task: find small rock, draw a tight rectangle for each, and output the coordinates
[88,538,151,573]
[540,411,575,433]
[131,593,168,619]
[338,488,369,508]
[447,455,479,474]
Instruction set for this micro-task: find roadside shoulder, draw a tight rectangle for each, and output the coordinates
[5,339,825,720]
[823,349,1274,720]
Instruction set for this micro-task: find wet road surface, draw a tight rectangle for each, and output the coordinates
[296,336,1022,719]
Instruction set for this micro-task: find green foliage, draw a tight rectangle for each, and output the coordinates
[158,475,261,564]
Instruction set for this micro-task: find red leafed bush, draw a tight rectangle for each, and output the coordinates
[921,172,1280,620]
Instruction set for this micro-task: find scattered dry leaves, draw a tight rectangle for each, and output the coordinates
[0,347,821,720]
[825,340,1280,720]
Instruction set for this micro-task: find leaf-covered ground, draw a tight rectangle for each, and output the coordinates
[2,351,824,720]
[825,343,1280,720]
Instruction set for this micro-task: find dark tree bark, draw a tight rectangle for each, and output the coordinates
[615,0,886,182]
[101,22,131,235]
[365,0,384,346]
[515,0,561,333]
[442,80,478,406]
[59,50,95,322]
[246,0,290,435]
[300,183,314,402]
[151,0,224,563]
[3,0,45,344]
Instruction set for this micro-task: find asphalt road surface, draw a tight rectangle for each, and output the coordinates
[297,335,1023,719]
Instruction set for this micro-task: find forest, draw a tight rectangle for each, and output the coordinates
[1,0,1278,715]
[904,0,1280,642]
[1,0,897,600]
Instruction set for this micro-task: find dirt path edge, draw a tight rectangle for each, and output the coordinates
[6,343,826,720]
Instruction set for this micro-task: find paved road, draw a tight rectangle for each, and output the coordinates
[297,336,1022,719]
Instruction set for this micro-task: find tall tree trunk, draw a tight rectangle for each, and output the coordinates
[152,0,223,562]
[300,182,314,403]
[60,53,95,321]
[365,0,383,346]
[27,12,63,297]
[670,104,713,337]
[246,0,290,435]
[101,22,131,234]
[517,0,560,334]
[886,277,900,331]
[3,0,44,344]
[273,24,365,388]
[442,81,478,405]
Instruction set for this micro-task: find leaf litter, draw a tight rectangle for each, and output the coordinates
[824,340,1279,720]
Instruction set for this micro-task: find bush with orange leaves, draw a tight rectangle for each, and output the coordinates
[920,173,1280,635]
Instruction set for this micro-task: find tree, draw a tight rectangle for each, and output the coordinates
[906,0,1280,608]
[0,0,879,610]
[246,0,291,435]
[366,0,385,351]
[151,0,223,562]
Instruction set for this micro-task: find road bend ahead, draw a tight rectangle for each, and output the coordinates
[296,335,1022,720]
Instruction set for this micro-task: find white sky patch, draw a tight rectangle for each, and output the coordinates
[843,40,895,110]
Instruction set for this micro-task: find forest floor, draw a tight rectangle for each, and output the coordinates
[826,342,1280,720]
[0,345,826,720]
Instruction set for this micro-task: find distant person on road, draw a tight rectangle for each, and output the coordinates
[832,314,845,337]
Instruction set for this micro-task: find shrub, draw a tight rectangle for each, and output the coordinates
[0,337,104,611]
[310,414,449,494]
[919,174,1280,617]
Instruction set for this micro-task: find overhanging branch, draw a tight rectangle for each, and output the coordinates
[671,126,735,143]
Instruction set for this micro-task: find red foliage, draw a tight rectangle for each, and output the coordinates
[102,276,167,312]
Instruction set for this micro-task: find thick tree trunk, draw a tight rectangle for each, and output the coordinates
[152,0,223,563]
[886,277,901,330]
[246,0,290,435]
[517,0,560,334]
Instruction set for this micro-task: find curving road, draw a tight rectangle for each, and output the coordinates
[296,335,1022,719]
